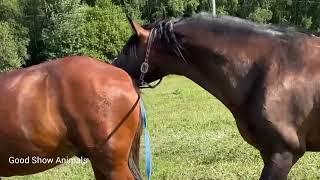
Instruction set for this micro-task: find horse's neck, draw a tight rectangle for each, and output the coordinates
[179,35,267,110]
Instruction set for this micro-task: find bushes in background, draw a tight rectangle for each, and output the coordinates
[41,0,131,61]
[1,0,320,72]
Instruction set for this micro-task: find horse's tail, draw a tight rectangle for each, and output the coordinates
[128,100,143,180]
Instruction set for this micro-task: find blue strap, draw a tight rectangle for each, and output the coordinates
[140,101,152,180]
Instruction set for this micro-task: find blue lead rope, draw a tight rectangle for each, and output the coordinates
[140,100,152,180]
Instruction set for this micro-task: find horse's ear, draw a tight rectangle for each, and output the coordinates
[126,15,136,33]
[126,15,149,42]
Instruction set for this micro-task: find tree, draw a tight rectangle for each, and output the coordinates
[0,0,29,71]
[20,0,84,65]
[41,0,132,61]
[0,21,29,71]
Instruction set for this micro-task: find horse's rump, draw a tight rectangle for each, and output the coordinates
[0,56,142,179]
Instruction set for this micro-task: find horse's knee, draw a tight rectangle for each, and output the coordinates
[259,150,302,180]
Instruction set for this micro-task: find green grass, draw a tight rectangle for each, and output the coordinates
[5,76,320,179]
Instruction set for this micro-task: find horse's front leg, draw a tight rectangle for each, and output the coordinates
[259,149,302,180]
[235,113,304,180]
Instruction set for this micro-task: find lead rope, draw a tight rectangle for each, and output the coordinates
[140,100,152,180]
[139,78,163,89]
[97,95,141,152]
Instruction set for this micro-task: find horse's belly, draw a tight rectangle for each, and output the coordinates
[0,107,71,176]
[0,141,78,177]
[0,71,77,176]
[0,118,77,177]
[0,159,60,177]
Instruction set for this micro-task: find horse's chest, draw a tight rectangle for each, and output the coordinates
[234,117,258,147]
[232,111,266,150]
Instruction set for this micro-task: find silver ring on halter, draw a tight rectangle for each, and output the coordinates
[138,28,163,88]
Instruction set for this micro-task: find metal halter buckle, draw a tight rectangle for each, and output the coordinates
[140,62,149,74]
[138,28,163,89]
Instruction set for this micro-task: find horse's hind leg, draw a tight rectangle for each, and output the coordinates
[87,102,141,180]
[91,164,105,180]
[90,150,135,180]
[88,132,138,180]
[91,163,134,180]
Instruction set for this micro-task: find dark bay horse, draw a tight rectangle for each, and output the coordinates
[113,13,320,179]
[0,56,143,180]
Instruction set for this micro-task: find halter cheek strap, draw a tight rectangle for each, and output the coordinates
[139,28,163,89]
[138,29,153,85]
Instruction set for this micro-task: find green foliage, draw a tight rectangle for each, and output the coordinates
[20,0,84,63]
[112,0,143,20]
[167,0,200,16]
[1,0,320,70]
[115,0,320,34]
[0,0,23,22]
[301,16,312,29]
[216,0,239,16]
[152,0,200,20]
[248,7,273,23]
[82,0,96,6]
[0,21,29,71]
[41,0,131,61]
[0,0,29,71]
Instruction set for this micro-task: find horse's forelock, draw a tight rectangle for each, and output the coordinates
[148,19,186,63]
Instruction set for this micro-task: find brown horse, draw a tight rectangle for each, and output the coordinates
[0,56,143,180]
[113,13,320,179]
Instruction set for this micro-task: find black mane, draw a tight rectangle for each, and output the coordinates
[186,12,315,38]
[177,12,305,38]
[122,17,186,62]
[120,12,311,63]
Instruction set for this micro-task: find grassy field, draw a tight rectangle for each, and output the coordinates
[5,76,320,180]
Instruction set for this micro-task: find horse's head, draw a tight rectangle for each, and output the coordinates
[113,17,187,87]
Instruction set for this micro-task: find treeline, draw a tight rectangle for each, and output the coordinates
[1,0,320,71]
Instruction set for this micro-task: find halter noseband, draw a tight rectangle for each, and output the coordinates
[138,28,163,89]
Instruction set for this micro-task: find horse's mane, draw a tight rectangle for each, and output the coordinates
[121,12,312,62]
[146,12,312,40]
[122,17,185,62]
[179,12,312,38]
